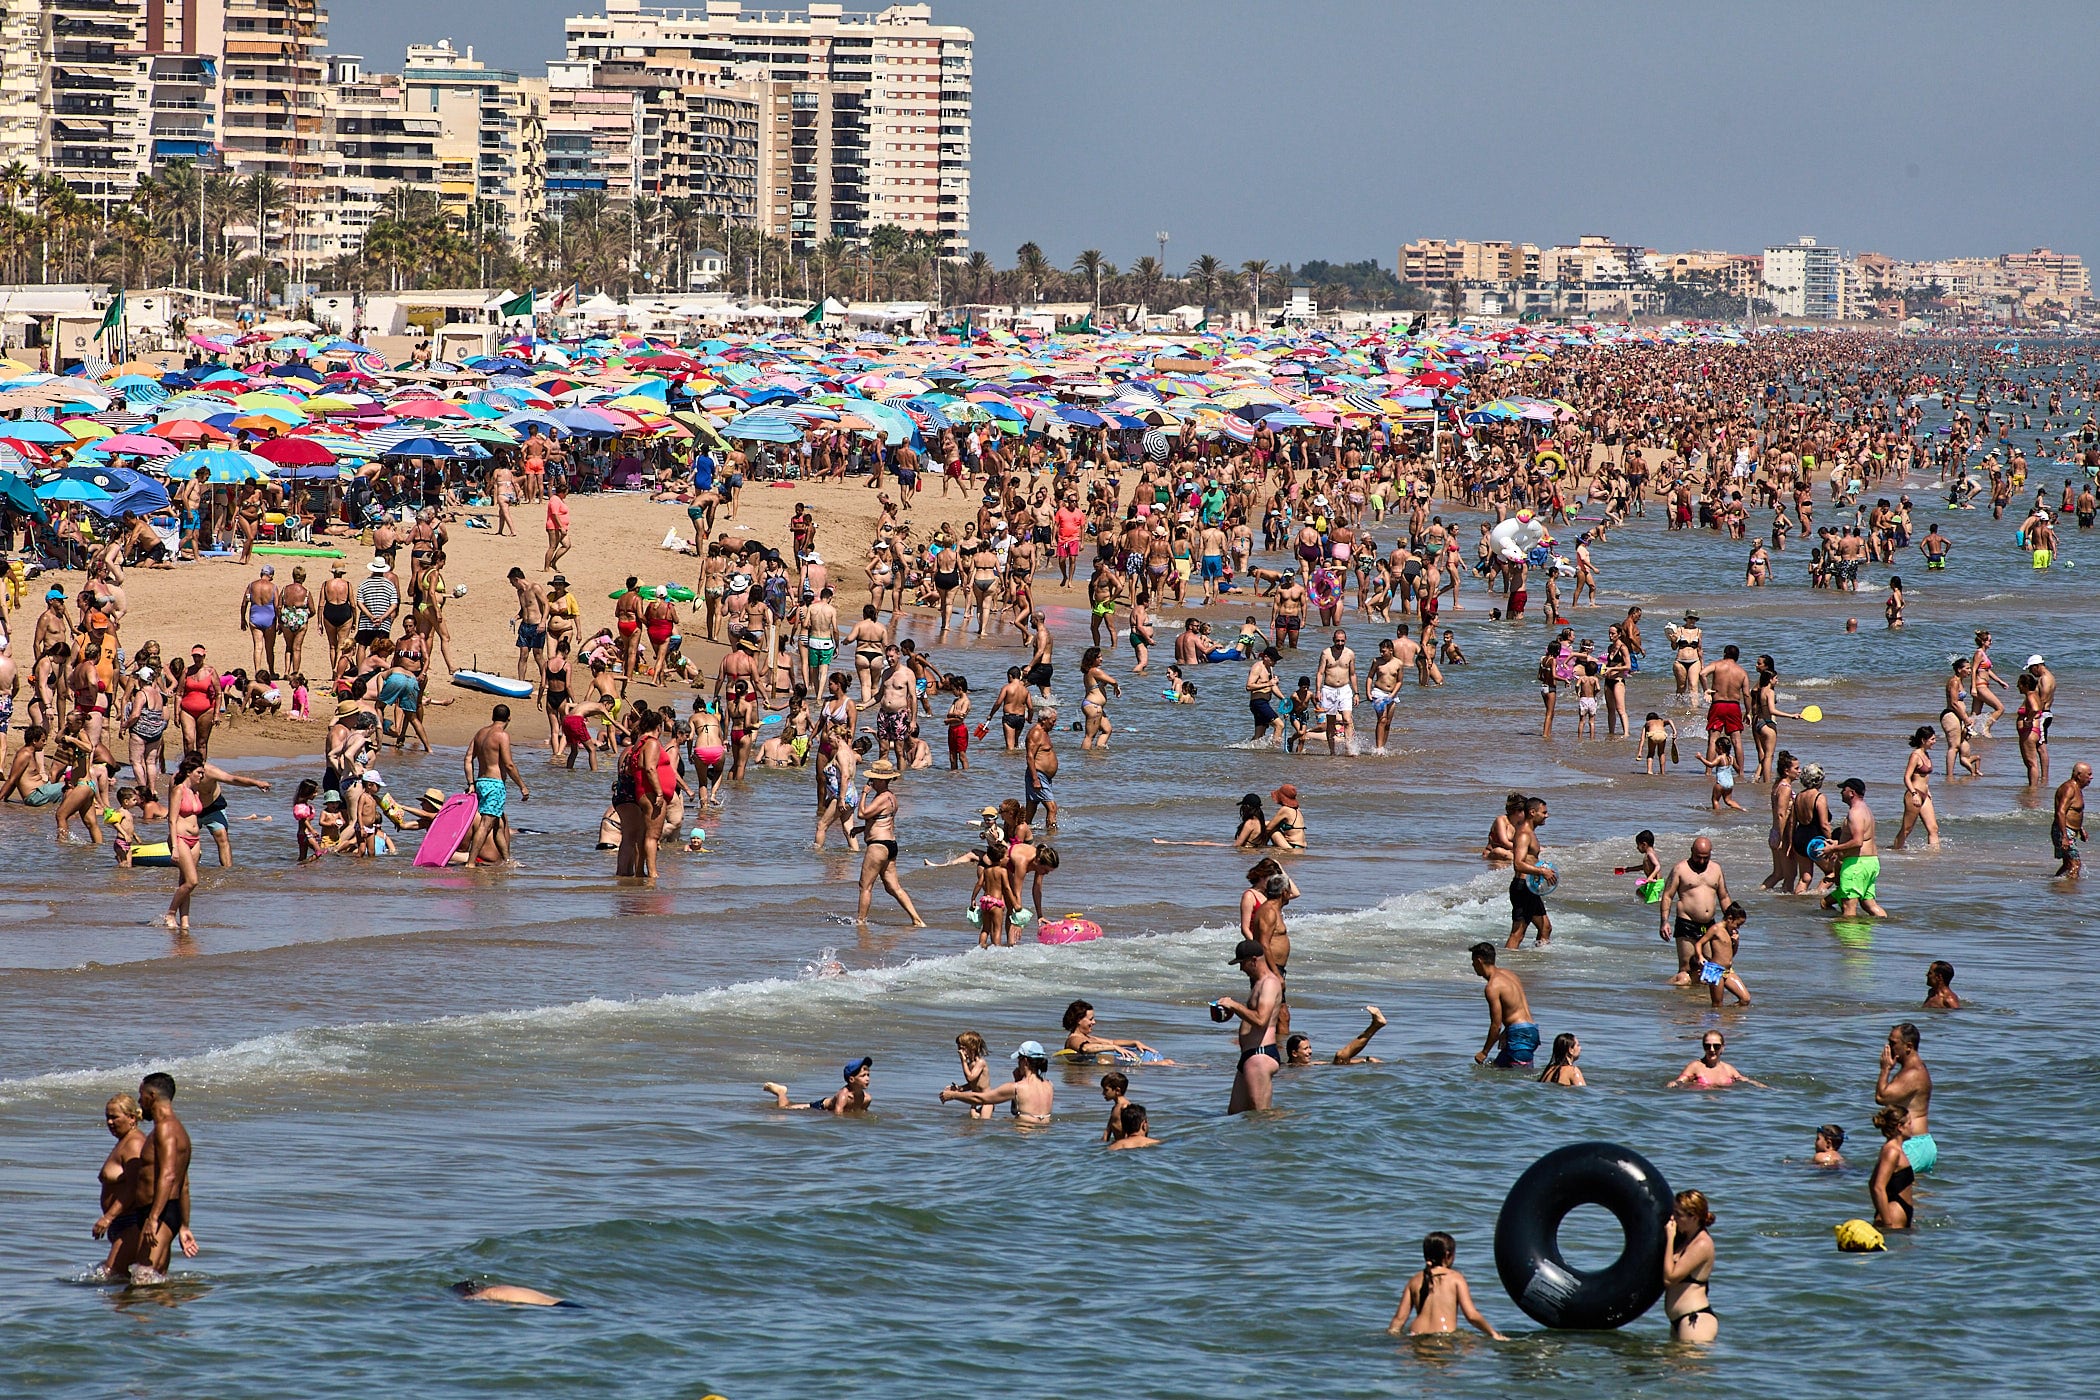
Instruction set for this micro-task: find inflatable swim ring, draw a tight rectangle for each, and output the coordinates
[1525,861,1559,896]
[1494,1141,1672,1330]
[1037,913,1102,945]
[1534,448,1567,476]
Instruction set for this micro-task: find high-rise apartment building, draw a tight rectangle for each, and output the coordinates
[1762,237,1844,319]
[561,1,971,253]
[218,0,328,266]
[0,1,45,175]
[401,40,546,252]
[568,54,757,218]
[1399,238,1540,284]
[315,53,440,261]
[42,0,150,208]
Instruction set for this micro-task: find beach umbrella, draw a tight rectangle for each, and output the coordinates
[59,464,170,514]
[35,477,112,502]
[0,419,76,444]
[93,432,179,457]
[254,436,336,466]
[0,441,29,475]
[155,419,234,444]
[0,470,45,520]
[720,411,803,443]
[62,419,115,441]
[1143,428,1173,461]
[378,436,459,459]
[169,449,273,483]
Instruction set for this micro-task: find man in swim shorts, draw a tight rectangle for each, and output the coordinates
[1504,797,1552,949]
[1704,643,1749,740]
[1658,836,1729,985]
[1823,777,1887,917]
[1471,943,1537,1068]
[1315,629,1358,756]
[464,704,529,864]
[2052,762,2090,877]
[1875,1022,1935,1189]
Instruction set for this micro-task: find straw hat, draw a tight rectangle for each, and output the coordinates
[863,759,901,781]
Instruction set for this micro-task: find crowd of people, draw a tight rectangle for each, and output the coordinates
[13,327,2086,1333]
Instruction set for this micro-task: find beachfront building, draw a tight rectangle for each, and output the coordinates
[400,40,547,254]
[561,1,973,254]
[217,0,329,269]
[41,0,151,210]
[1399,238,1539,285]
[548,54,759,228]
[0,1,37,175]
[314,54,441,262]
[1651,249,1763,301]
[1761,238,1846,319]
[544,60,643,217]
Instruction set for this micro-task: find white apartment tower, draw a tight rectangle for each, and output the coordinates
[562,0,971,253]
[1762,237,1845,319]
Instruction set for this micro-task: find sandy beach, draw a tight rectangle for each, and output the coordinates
[23,478,1038,755]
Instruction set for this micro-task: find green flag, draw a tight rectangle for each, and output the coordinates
[97,287,123,336]
[802,300,824,326]
[1194,315,1209,334]
[497,288,534,318]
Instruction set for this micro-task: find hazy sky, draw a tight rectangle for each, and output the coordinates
[336,0,2100,273]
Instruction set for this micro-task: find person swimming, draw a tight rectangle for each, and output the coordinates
[451,1280,579,1308]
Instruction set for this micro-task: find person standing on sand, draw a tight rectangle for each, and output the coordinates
[544,480,571,573]
[509,568,548,691]
[239,563,278,677]
[465,704,529,865]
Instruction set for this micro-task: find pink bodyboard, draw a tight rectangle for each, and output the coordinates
[413,793,478,867]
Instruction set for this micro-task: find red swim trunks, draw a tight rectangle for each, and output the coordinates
[948,721,969,756]
[1706,700,1743,734]
[1508,588,1528,618]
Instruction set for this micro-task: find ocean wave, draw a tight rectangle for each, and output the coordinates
[0,848,1642,1105]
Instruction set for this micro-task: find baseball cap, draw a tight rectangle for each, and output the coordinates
[2027,654,2045,667]
[1011,1040,1046,1061]
[842,1056,873,1079]
[1229,937,1265,964]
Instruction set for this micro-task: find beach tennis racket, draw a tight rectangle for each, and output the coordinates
[1801,705,1824,723]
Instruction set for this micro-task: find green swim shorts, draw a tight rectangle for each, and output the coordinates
[1836,854,1880,902]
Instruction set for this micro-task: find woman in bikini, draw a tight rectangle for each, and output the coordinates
[1967,630,2004,737]
[854,760,923,927]
[1078,645,1121,751]
[1892,726,1940,850]
[1663,1189,1719,1343]
[410,549,456,677]
[166,753,207,933]
[319,564,356,678]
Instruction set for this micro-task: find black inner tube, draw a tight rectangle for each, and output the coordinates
[1494,1141,1673,1330]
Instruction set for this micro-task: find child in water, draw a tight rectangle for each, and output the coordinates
[1700,733,1747,812]
[1284,677,1315,754]
[1696,902,1752,1006]
[1387,1232,1506,1340]
[1629,828,1663,902]
[1099,1069,1131,1141]
[951,1032,993,1120]
[1641,712,1677,776]
[1163,665,1196,703]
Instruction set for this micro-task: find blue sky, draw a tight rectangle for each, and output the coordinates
[336,1,2100,273]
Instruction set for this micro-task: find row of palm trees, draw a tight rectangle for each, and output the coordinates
[0,158,1389,321]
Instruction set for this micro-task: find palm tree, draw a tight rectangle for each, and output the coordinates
[1014,241,1050,304]
[1072,248,1107,316]
[1186,253,1224,313]
[1240,258,1271,321]
[1129,255,1164,311]
[963,248,992,303]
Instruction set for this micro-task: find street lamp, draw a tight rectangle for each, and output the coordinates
[1155,229,1168,271]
